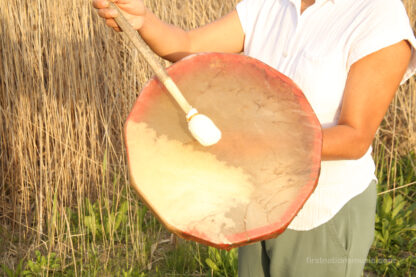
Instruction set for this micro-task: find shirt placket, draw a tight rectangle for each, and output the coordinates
[282,0,299,58]
[282,0,327,59]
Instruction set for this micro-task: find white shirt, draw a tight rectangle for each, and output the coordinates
[236,0,416,230]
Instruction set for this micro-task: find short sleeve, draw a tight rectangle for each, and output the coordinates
[235,0,264,35]
[347,0,416,84]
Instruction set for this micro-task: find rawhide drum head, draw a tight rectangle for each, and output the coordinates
[124,53,322,250]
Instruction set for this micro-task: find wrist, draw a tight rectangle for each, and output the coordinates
[138,7,150,31]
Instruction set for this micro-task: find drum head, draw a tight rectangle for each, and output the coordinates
[125,53,322,249]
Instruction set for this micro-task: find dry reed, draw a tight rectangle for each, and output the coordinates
[0,0,238,270]
[0,0,414,272]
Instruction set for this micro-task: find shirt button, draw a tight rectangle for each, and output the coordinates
[282,52,288,58]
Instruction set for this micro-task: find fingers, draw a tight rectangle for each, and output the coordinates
[105,19,119,29]
[93,0,130,10]
[92,0,109,9]
[113,0,132,4]
[93,0,123,18]
[93,0,120,32]
[93,0,118,19]
[93,0,143,31]
[97,8,118,19]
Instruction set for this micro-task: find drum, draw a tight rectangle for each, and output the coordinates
[124,53,322,250]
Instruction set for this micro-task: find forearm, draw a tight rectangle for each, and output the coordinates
[95,1,244,62]
[321,125,371,161]
[321,41,412,161]
[139,9,191,62]
[139,9,244,62]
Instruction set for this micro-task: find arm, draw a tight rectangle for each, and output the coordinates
[93,0,244,62]
[322,40,412,160]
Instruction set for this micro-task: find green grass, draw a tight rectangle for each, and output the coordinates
[1,152,415,276]
[364,152,416,276]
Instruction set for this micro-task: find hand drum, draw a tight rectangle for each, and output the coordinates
[124,53,322,250]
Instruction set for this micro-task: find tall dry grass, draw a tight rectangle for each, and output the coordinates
[373,0,416,188]
[0,0,238,269]
[0,0,415,271]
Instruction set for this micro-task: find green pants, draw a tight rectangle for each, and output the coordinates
[238,180,377,277]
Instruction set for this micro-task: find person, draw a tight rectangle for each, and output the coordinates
[93,0,416,276]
